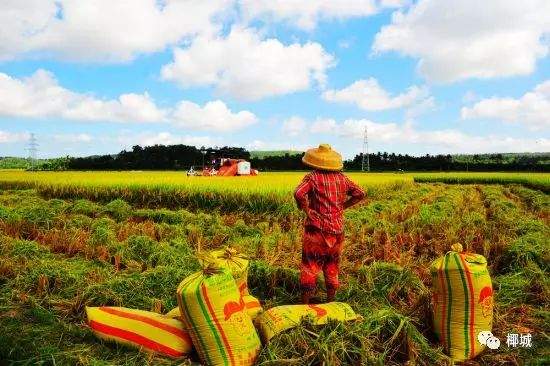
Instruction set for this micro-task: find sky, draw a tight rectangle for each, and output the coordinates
[0,0,549,159]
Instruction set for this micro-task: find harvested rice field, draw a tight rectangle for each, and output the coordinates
[0,172,548,365]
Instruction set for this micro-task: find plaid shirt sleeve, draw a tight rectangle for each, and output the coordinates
[294,173,312,211]
[344,176,365,208]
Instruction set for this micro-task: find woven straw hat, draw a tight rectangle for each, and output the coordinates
[302,143,343,171]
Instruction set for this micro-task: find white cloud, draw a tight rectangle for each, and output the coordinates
[0,0,231,62]
[240,0,387,30]
[0,131,30,144]
[380,0,410,8]
[405,96,436,119]
[0,70,257,132]
[52,133,93,143]
[322,78,429,111]
[282,116,307,136]
[0,70,167,123]
[310,118,338,134]
[373,0,550,82]
[161,27,334,100]
[310,118,550,153]
[245,139,309,152]
[461,80,550,130]
[115,132,215,148]
[171,100,257,132]
[246,140,268,150]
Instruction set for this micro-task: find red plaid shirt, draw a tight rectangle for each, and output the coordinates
[294,170,365,234]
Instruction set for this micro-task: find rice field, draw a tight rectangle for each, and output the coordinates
[0,170,548,365]
[414,172,550,193]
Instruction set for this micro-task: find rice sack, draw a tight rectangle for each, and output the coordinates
[86,306,192,358]
[177,267,261,366]
[431,244,493,361]
[167,295,262,322]
[207,247,250,296]
[254,302,359,342]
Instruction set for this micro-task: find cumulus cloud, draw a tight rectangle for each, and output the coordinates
[161,27,334,100]
[52,133,93,143]
[0,70,167,123]
[240,0,380,30]
[282,116,307,136]
[310,118,550,153]
[115,132,215,148]
[0,70,257,132]
[0,131,30,144]
[171,100,257,132]
[322,78,429,111]
[461,80,550,130]
[0,0,231,62]
[245,139,309,152]
[373,0,550,82]
[310,118,338,134]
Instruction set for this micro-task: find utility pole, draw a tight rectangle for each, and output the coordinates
[361,125,370,172]
[26,133,39,170]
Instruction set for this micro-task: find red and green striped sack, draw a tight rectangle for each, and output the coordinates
[86,306,193,358]
[166,294,263,322]
[176,267,261,366]
[431,244,494,361]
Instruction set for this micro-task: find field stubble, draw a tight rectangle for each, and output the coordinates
[0,171,548,365]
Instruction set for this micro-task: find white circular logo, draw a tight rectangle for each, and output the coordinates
[486,336,501,350]
[478,330,493,345]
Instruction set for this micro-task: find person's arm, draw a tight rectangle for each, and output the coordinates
[343,177,366,209]
[294,174,312,214]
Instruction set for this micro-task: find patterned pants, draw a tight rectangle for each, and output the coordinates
[300,226,344,294]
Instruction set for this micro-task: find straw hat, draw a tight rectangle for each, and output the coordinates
[302,143,343,171]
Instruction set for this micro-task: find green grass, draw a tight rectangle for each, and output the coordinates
[0,176,548,365]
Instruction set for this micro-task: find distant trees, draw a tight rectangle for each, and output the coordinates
[6,144,540,172]
[67,145,249,170]
[0,157,70,170]
[345,152,548,172]
[250,153,304,170]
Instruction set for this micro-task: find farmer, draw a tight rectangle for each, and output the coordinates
[294,144,365,304]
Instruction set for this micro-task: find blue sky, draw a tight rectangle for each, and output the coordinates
[0,0,548,158]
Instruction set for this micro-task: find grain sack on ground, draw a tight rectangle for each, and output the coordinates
[207,247,250,296]
[255,302,359,342]
[177,267,261,366]
[167,294,262,322]
[431,244,494,361]
[165,307,183,321]
[243,294,263,320]
[86,306,192,358]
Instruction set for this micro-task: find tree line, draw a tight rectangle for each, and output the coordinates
[4,144,548,171]
[344,152,548,172]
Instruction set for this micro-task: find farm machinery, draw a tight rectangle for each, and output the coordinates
[187,158,258,177]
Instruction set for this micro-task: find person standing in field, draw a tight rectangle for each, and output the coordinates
[294,144,366,304]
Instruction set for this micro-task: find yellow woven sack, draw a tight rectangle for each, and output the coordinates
[431,244,493,361]
[165,307,183,321]
[167,295,262,322]
[177,268,261,366]
[243,295,263,320]
[85,306,192,358]
[208,247,250,296]
[254,302,359,342]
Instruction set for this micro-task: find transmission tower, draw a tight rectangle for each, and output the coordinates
[361,125,370,172]
[26,133,39,170]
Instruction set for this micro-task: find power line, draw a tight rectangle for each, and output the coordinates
[26,133,39,170]
[361,125,370,172]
